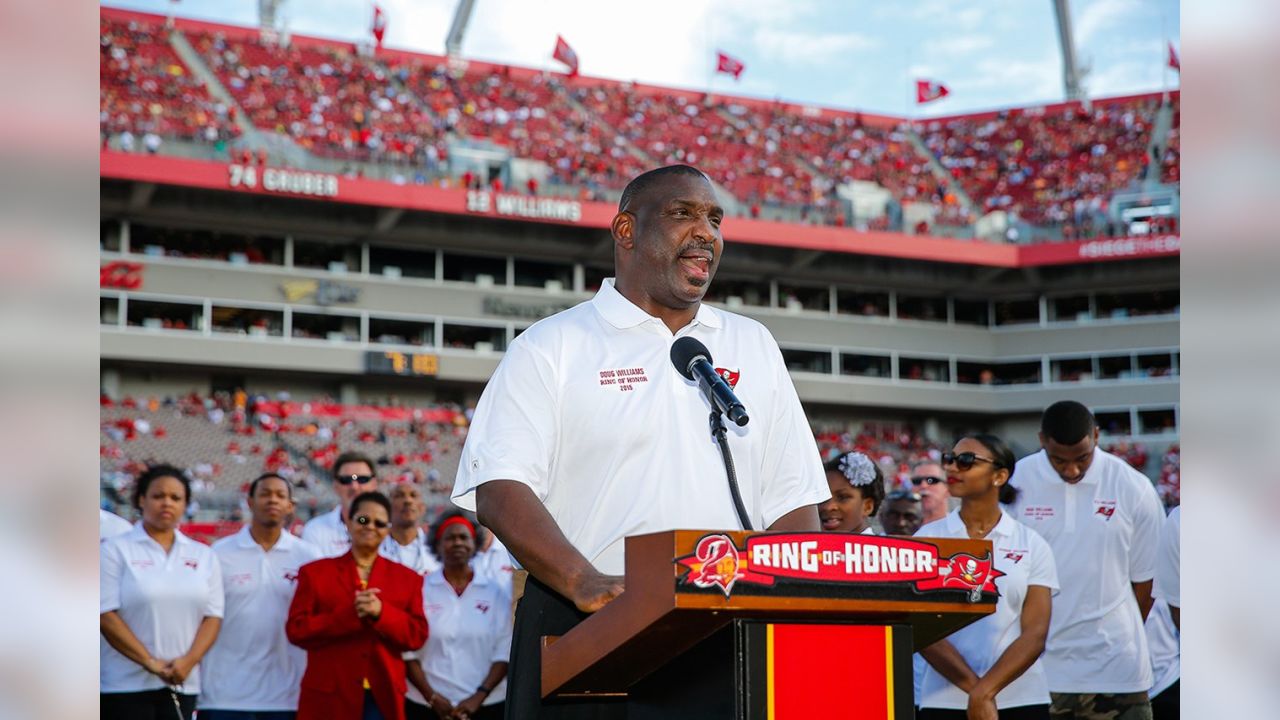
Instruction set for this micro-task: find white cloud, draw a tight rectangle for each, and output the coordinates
[1074,0,1142,46]
[750,27,880,66]
[923,34,995,56]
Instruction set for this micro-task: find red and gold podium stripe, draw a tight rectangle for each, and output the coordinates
[764,623,909,720]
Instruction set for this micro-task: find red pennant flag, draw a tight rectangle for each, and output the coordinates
[553,35,579,78]
[716,51,745,81]
[371,4,387,49]
[916,79,950,104]
[1167,42,1180,71]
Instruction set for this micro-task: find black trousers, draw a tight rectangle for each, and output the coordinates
[505,576,626,720]
[101,689,197,720]
[1151,680,1179,720]
[919,705,1051,720]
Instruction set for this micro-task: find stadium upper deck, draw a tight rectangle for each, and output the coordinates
[99,6,1179,244]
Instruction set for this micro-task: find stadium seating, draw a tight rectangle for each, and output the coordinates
[100,18,240,143]
[919,96,1160,226]
[98,9,1180,239]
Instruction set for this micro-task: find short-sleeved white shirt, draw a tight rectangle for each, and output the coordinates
[453,279,829,575]
[380,527,441,576]
[1154,506,1180,608]
[301,506,350,558]
[199,527,321,711]
[473,535,515,583]
[1009,448,1165,693]
[409,571,513,707]
[100,509,134,541]
[100,525,224,694]
[917,510,1059,709]
[1146,599,1179,697]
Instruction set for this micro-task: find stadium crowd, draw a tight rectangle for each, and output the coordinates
[99,11,1179,238]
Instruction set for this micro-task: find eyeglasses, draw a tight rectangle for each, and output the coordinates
[910,475,945,486]
[355,515,390,530]
[942,451,1002,471]
[336,474,376,486]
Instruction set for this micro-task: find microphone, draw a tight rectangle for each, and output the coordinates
[670,337,749,427]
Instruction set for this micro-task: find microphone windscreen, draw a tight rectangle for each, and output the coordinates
[669,337,712,381]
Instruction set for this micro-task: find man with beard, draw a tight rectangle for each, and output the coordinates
[198,473,320,719]
[453,165,829,719]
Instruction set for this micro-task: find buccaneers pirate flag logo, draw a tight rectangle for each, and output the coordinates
[916,552,1004,602]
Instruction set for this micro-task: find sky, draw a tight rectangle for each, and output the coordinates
[105,0,1180,117]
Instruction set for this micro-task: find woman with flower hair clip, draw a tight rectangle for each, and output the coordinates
[818,451,886,534]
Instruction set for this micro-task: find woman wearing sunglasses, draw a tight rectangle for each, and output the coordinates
[405,510,511,720]
[916,435,1058,720]
[288,491,429,720]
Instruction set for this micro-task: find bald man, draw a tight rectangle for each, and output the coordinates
[453,165,829,718]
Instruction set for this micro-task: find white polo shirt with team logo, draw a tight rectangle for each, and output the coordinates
[1154,506,1180,609]
[917,510,1059,710]
[199,526,321,711]
[301,506,350,558]
[409,570,513,707]
[100,524,224,694]
[453,278,829,575]
[1009,448,1165,693]
[380,527,441,575]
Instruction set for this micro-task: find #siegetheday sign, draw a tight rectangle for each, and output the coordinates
[676,532,1003,603]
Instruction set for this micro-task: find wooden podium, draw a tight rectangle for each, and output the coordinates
[542,530,1001,719]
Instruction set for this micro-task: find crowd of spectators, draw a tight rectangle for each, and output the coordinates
[919,96,1165,232]
[100,18,240,148]
[100,12,1181,238]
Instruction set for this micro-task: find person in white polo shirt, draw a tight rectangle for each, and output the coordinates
[917,434,1057,720]
[301,451,380,558]
[453,165,830,719]
[1009,401,1165,720]
[380,482,440,576]
[198,473,320,720]
[100,506,134,541]
[1147,506,1180,719]
[100,464,224,720]
[406,510,512,720]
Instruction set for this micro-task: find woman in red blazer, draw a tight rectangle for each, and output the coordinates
[288,491,429,720]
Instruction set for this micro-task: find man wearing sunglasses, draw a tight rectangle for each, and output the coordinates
[1009,401,1165,720]
[909,460,952,525]
[301,451,381,558]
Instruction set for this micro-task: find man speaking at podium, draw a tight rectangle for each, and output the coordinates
[453,165,829,718]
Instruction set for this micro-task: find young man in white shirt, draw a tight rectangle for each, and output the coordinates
[379,482,439,575]
[453,165,830,718]
[301,451,379,558]
[198,473,320,719]
[1009,401,1165,720]
[1148,506,1180,718]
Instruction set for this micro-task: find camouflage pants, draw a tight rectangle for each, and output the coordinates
[1049,692,1153,720]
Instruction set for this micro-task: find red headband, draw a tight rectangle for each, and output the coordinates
[435,515,476,543]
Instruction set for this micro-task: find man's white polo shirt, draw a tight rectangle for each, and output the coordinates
[100,508,134,541]
[100,524,224,694]
[453,279,829,575]
[199,526,321,711]
[1010,448,1165,693]
[301,506,350,558]
[1154,506,1180,609]
[380,527,441,575]
[409,571,513,707]
[917,510,1059,710]
[1146,599,1179,698]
